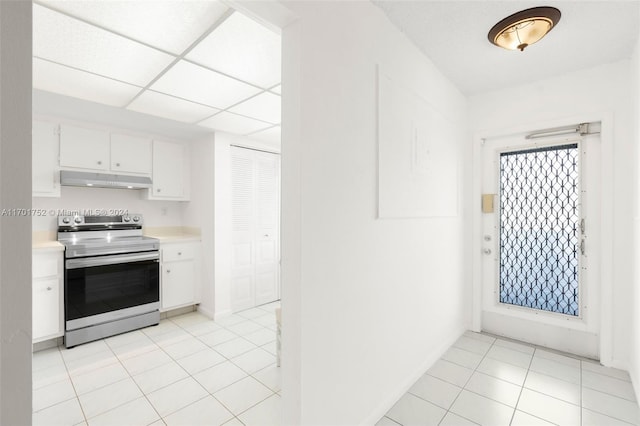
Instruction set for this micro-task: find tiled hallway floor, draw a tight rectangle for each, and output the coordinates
[378,331,640,426]
[32,302,281,426]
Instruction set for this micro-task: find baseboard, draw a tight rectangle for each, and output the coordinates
[630,366,640,405]
[214,308,232,321]
[361,323,466,425]
[197,305,215,320]
[161,305,196,319]
[32,336,63,352]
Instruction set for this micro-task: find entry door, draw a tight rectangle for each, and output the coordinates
[480,131,600,359]
[231,146,281,312]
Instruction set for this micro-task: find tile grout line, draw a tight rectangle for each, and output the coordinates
[161,311,278,424]
[437,334,498,426]
[33,305,281,425]
[507,346,536,425]
[34,345,88,423]
[580,359,583,426]
[62,342,126,424]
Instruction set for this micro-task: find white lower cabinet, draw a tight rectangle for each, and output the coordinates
[160,241,200,311]
[32,250,63,342]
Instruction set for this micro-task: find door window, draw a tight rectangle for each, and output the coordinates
[499,143,580,316]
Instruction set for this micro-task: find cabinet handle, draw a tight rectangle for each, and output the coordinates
[157,189,161,193]
[178,252,182,256]
[46,287,52,291]
[166,269,171,274]
[97,161,102,165]
[116,162,120,167]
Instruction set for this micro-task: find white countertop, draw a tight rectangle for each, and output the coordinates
[32,231,64,251]
[144,226,201,243]
[32,226,202,251]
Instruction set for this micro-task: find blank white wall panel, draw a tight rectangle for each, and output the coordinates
[378,69,458,218]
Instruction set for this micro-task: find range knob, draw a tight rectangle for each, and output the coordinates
[123,216,131,222]
[132,216,140,222]
[74,217,82,224]
[62,217,70,224]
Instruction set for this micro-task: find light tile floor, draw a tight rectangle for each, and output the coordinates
[378,331,640,426]
[32,301,281,426]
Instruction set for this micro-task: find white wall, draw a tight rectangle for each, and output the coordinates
[0,1,33,423]
[631,28,640,399]
[32,187,184,232]
[183,134,216,317]
[469,60,635,369]
[213,135,231,318]
[280,2,467,424]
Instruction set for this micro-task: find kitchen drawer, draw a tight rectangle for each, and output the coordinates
[33,252,60,278]
[162,243,196,262]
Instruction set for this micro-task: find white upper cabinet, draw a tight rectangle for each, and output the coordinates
[60,124,153,176]
[59,124,110,171]
[32,120,60,197]
[40,119,188,199]
[111,133,152,175]
[150,140,190,200]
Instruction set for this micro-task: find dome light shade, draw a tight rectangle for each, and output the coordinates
[488,7,561,51]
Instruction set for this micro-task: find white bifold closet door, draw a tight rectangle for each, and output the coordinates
[230,146,281,312]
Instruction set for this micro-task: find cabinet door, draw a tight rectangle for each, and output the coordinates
[111,133,152,174]
[59,124,110,171]
[32,120,60,197]
[161,260,195,310]
[152,140,184,198]
[33,277,60,341]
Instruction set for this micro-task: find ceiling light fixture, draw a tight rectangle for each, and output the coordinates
[488,6,561,51]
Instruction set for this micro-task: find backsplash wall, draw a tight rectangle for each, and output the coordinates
[32,186,185,232]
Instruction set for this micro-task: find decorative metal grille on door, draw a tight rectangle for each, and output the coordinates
[499,143,580,316]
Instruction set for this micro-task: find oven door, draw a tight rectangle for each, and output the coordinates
[65,252,160,330]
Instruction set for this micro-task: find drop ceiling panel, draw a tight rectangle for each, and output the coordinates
[127,90,220,123]
[198,111,272,135]
[186,12,281,88]
[151,60,261,109]
[249,126,281,145]
[33,58,141,107]
[229,92,281,124]
[39,0,230,55]
[33,4,175,86]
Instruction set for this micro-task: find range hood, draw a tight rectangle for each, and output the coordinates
[60,171,152,190]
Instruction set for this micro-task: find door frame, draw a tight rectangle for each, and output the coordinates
[470,112,614,365]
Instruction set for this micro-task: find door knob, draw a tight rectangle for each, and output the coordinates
[483,248,492,255]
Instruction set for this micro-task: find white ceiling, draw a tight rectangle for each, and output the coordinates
[373,1,640,95]
[32,0,281,143]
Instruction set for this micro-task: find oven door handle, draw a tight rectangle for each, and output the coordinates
[66,252,160,269]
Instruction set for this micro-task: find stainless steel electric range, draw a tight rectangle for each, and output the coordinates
[57,214,160,348]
